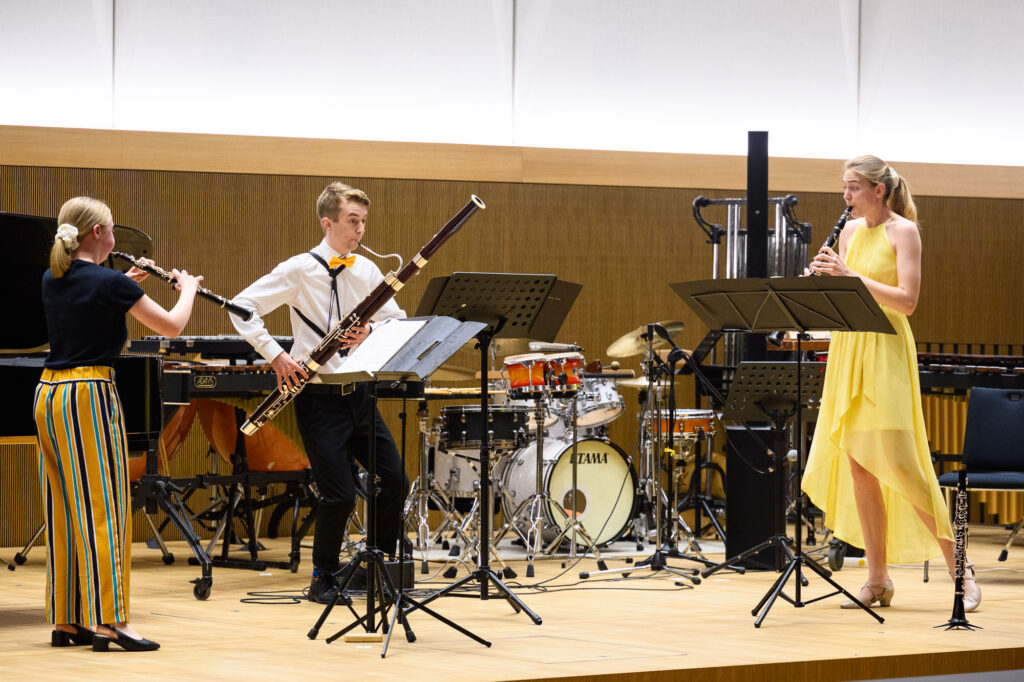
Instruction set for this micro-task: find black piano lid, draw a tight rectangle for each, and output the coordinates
[0,210,153,354]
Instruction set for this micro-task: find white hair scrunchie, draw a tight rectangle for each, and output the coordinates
[56,223,80,250]
[889,167,900,186]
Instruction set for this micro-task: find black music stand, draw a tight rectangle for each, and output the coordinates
[718,361,826,571]
[413,272,582,624]
[307,317,491,657]
[672,276,893,627]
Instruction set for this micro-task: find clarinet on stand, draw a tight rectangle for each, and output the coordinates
[935,466,981,630]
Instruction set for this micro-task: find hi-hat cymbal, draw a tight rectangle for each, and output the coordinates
[606,321,684,358]
[429,364,477,382]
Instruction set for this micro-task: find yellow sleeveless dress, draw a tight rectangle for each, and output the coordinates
[801,220,952,563]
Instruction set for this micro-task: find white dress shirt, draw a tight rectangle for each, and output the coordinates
[231,239,406,377]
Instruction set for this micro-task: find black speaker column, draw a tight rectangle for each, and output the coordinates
[725,425,784,570]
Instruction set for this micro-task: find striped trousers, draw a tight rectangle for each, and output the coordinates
[34,366,132,627]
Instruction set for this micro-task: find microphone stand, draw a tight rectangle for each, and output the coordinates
[580,327,702,583]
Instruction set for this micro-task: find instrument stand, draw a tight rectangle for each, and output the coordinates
[551,395,606,568]
[439,488,518,580]
[497,390,605,576]
[405,398,468,573]
[673,275,895,626]
[415,272,581,623]
[679,430,727,542]
[670,432,721,555]
[580,332,704,584]
[308,379,490,657]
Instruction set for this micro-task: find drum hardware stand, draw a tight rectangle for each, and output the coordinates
[580,329,704,584]
[414,272,581,623]
[672,275,895,626]
[403,403,475,571]
[494,382,604,576]
[404,398,466,571]
[438,486,518,581]
[309,378,490,656]
[549,392,606,570]
[678,429,728,542]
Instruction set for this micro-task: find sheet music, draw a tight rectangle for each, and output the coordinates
[335,318,427,373]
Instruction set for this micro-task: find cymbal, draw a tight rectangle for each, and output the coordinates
[429,364,477,382]
[492,337,533,357]
[617,377,653,390]
[606,321,684,358]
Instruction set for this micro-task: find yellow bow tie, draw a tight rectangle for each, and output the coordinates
[328,255,356,269]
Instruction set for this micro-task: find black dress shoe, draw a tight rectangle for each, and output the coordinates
[342,565,368,591]
[308,573,351,605]
[92,629,160,652]
[51,624,94,647]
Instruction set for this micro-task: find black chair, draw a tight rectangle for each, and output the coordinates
[937,387,1024,562]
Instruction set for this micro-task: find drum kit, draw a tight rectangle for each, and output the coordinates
[405,320,721,577]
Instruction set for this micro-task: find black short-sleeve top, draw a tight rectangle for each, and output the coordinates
[42,260,145,369]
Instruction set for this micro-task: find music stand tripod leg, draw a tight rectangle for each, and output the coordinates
[417,327,541,624]
[310,382,490,653]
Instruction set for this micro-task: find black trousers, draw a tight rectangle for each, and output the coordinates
[294,384,408,572]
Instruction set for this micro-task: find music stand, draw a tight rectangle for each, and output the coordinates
[414,272,582,624]
[307,317,491,656]
[672,276,893,627]
[719,361,826,571]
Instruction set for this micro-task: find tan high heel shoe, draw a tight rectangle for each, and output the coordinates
[840,579,894,608]
[951,560,981,613]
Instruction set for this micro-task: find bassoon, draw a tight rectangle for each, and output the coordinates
[240,195,485,435]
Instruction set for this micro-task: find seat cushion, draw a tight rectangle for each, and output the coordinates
[938,471,1024,489]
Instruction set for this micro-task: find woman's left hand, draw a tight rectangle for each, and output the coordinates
[809,246,850,277]
[125,258,154,283]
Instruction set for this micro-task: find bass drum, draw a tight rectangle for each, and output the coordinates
[500,438,635,547]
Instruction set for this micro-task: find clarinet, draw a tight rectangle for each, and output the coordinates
[767,206,853,346]
[111,251,254,321]
[240,195,485,435]
[945,466,973,627]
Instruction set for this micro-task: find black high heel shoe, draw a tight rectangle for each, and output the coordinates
[91,627,160,652]
[51,624,94,647]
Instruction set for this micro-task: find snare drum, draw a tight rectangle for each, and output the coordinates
[503,353,549,394]
[542,352,583,393]
[651,409,715,439]
[439,405,527,451]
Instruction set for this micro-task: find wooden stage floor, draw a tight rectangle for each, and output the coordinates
[2,525,1023,681]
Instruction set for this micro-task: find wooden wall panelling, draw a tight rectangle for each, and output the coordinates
[3,164,1023,548]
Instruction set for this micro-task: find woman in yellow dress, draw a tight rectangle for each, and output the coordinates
[801,155,980,611]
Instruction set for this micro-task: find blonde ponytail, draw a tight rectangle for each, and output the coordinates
[50,197,111,278]
[844,155,918,224]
